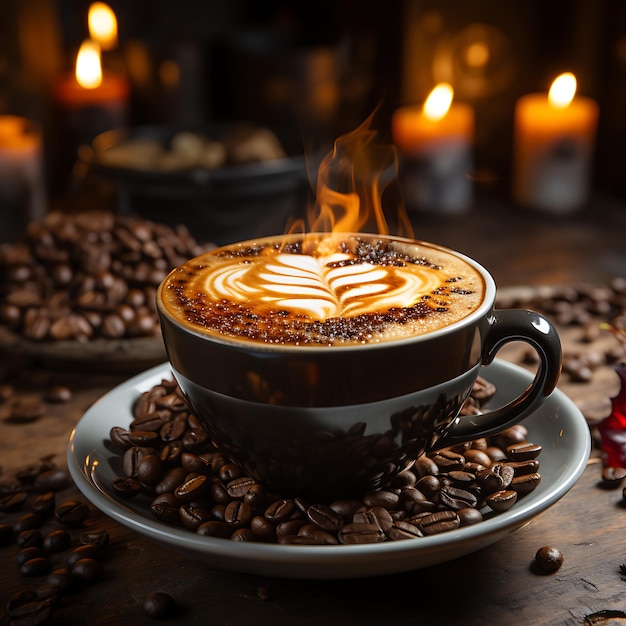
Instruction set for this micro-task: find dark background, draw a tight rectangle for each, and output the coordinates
[1,0,626,235]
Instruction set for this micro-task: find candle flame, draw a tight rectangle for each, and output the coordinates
[88,2,118,51]
[423,83,454,122]
[76,40,102,89]
[548,73,577,109]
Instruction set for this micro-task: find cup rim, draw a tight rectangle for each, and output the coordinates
[157,232,497,352]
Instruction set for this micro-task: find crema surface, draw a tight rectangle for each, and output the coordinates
[160,235,485,346]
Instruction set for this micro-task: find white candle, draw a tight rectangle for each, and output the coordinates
[392,84,474,214]
[513,73,599,213]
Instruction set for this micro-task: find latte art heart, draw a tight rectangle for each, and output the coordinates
[205,253,442,320]
[160,235,485,346]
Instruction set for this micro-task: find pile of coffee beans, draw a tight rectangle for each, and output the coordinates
[0,458,111,624]
[0,210,205,342]
[496,279,626,382]
[107,377,541,545]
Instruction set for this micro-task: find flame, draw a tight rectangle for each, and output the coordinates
[423,83,454,122]
[88,2,118,51]
[290,111,412,251]
[76,40,102,89]
[548,73,577,109]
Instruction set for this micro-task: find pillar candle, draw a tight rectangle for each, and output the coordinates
[0,116,46,241]
[392,84,474,214]
[513,73,599,213]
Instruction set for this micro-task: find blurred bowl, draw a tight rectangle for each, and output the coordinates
[87,124,311,245]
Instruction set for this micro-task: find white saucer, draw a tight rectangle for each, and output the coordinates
[68,359,590,579]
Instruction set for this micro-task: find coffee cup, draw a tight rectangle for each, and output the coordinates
[156,232,562,499]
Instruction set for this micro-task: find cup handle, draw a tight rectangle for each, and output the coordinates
[439,309,562,445]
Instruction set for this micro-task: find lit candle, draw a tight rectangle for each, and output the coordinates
[0,116,46,241]
[513,72,599,213]
[88,2,118,51]
[55,39,129,147]
[392,84,474,214]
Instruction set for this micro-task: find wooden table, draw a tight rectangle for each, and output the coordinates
[1,196,626,625]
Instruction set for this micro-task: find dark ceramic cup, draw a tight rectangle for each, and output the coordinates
[157,233,562,500]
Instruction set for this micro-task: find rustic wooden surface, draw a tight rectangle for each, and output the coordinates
[1,197,626,625]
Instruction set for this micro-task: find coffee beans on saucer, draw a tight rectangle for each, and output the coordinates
[107,377,541,545]
[0,210,205,342]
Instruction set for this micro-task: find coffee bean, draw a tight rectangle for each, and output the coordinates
[15,513,44,533]
[21,556,51,577]
[44,385,72,403]
[8,401,45,423]
[338,522,386,544]
[31,491,55,516]
[534,546,563,573]
[17,529,43,548]
[175,474,209,501]
[387,520,422,540]
[417,510,460,535]
[136,454,164,486]
[306,503,344,532]
[179,504,212,530]
[43,529,71,553]
[0,491,28,512]
[47,567,75,591]
[17,546,47,566]
[429,450,465,472]
[144,592,178,618]
[230,528,256,541]
[33,468,69,492]
[296,524,339,545]
[112,477,143,498]
[80,530,110,548]
[6,589,54,625]
[510,473,541,495]
[71,557,103,583]
[155,467,188,495]
[150,493,182,524]
[353,506,393,533]
[55,500,89,526]
[264,499,296,523]
[486,489,518,512]
[65,544,102,566]
[224,501,253,529]
[457,507,484,526]
[197,520,232,538]
[439,485,478,511]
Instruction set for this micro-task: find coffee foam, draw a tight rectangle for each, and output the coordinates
[160,235,485,346]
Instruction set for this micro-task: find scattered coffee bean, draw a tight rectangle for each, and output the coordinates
[534,545,563,573]
[0,491,28,512]
[8,401,45,423]
[80,530,110,548]
[21,556,51,577]
[55,500,90,526]
[47,567,75,592]
[15,511,44,532]
[6,589,54,625]
[43,529,72,553]
[44,385,72,403]
[143,592,178,618]
[71,557,103,583]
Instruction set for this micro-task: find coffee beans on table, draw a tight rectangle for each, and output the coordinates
[534,545,563,573]
[0,210,205,342]
[106,376,542,545]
